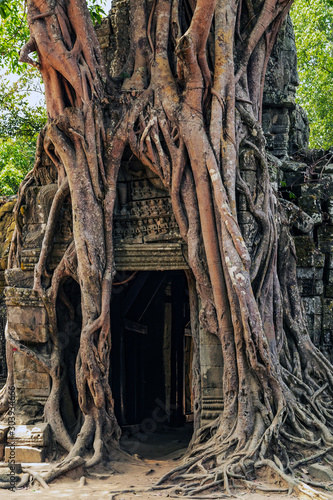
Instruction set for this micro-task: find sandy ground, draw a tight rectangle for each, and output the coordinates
[1,427,325,499]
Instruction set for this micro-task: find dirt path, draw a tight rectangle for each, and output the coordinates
[7,459,299,500]
[1,428,322,499]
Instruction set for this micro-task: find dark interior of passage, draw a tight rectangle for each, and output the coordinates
[110,270,193,429]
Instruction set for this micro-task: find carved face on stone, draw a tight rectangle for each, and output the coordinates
[147,219,158,234]
[263,15,300,107]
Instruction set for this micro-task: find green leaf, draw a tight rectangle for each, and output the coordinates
[291,1,333,148]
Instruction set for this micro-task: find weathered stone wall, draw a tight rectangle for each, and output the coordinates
[95,0,130,78]
[263,16,309,157]
[279,152,333,362]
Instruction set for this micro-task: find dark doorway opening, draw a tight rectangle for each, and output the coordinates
[110,271,193,435]
[57,278,82,437]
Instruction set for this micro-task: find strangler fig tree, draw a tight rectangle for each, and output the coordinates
[1,0,333,494]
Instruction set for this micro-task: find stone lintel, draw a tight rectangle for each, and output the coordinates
[114,243,189,270]
[4,287,43,308]
[5,269,34,288]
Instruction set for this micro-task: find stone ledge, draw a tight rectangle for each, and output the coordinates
[4,287,42,308]
[8,423,50,447]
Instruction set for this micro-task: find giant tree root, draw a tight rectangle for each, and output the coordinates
[155,434,333,498]
[43,456,86,484]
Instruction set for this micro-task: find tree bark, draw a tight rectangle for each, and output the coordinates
[2,0,333,495]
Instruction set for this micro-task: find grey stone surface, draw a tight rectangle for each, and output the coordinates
[308,464,333,482]
[263,16,309,157]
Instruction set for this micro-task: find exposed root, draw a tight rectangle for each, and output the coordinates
[43,456,86,484]
[156,451,333,498]
[22,468,50,490]
[16,473,30,489]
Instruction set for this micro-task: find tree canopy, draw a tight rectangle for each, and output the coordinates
[0,72,46,194]
[291,0,333,149]
[0,0,105,195]
[0,0,107,72]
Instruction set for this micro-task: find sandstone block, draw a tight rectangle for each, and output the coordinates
[281,160,306,173]
[5,446,45,463]
[9,423,50,447]
[238,211,255,225]
[15,372,50,391]
[200,344,223,368]
[5,269,34,288]
[239,222,258,248]
[318,226,333,253]
[298,195,322,224]
[201,366,223,390]
[0,464,22,474]
[302,297,322,316]
[294,236,315,267]
[0,463,22,483]
[298,279,324,297]
[323,299,333,330]
[237,193,248,212]
[297,267,323,280]
[327,197,333,222]
[8,323,48,343]
[13,351,47,374]
[240,171,257,191]
[239,150,257,171]
[295,240,326,268]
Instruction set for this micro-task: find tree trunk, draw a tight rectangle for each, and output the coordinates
[2,0,333,495]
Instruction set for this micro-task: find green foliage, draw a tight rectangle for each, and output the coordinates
[291,0,333,149]
[0,71,46,138]
[0,1,29,73]
[0,136,35,195]
[0,0,12,20]
[88,0,107,25]
[0,0,106,195]
[0,73,46,194]
[0,0,107,73]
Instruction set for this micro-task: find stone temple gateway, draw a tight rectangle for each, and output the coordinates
[0,7,333,461]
